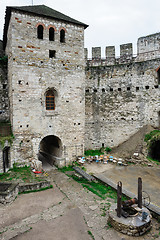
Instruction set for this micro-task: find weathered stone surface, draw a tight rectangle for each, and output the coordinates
[85,56,160,150]
[108,203,152,236]
[30,159,42,171]
[1,6,160,171]
[4,7,86,168]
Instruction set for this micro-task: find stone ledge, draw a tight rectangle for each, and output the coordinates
[18,180,51,193]
[0,182,19,205]
[0,180,51,204]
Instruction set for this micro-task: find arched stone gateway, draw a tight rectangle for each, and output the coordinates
[38,135,65,168]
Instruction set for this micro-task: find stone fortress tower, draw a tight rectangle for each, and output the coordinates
[1,5,88,169]
[0,5,160,172]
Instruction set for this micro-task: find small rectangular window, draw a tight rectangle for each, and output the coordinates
[49,50,56,58]
[3,84,7,89]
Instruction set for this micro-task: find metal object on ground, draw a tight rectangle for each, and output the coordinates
[116,177,150,219]
[110,177,152,236]
[122,198,138,208]
[142,191,151,207]
[142,211,149,221]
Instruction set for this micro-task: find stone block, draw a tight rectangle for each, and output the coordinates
[30,159,42,171]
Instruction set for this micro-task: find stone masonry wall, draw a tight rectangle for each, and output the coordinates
[5,10,85,166]
[85,49,160,150]
[2,8,160,166]
[137,33,160,62]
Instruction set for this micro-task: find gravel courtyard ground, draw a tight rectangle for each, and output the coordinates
[0,167,160,240]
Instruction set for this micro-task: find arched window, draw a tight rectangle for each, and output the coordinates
[60,29,65,43]
[37,25,44,39]
[49,27,55,41]
[46,90,55,110]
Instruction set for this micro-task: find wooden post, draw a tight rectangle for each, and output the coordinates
[117,181,122,217]
[138,177,142,208]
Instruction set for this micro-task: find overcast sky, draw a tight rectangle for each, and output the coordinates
[0,0,160,57]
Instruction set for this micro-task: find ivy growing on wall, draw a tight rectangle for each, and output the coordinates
[144,130,160,162]
[0,135,14,149]
[0,121,14,149]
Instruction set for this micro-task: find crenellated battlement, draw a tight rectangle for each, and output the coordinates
[85,32,160,66]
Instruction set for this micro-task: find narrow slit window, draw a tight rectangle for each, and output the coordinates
[46,91,55,110]
[60,29,65,43]
[49,27,55,41]
[37,25,43,39]
[157,67,160,84]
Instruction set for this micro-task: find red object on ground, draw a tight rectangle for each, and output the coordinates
[33,171,42,174]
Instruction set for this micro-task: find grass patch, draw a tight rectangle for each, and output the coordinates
[106,221,113,230]
[0,135,14,149]
[144,130,160,142]
[58,161,86,173]
[100,204,111,216]
[105,147,111,153]
[126,161,135,165]
[59,163,128,201]
[58,165,74,173]
[19,185,53,194]
[85,147,111,156]
[87,230,95,240]
[71,175,128,201]
[147,156,160,165]
[0,165,45,183]
[85,149,103,156]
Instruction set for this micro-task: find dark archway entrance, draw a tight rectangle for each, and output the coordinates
[3,147,10,173]
[38,135,62,168]
[149,140,160,161]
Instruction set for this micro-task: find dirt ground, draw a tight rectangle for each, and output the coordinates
[0,168,160,240]
[111,125,155,158]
